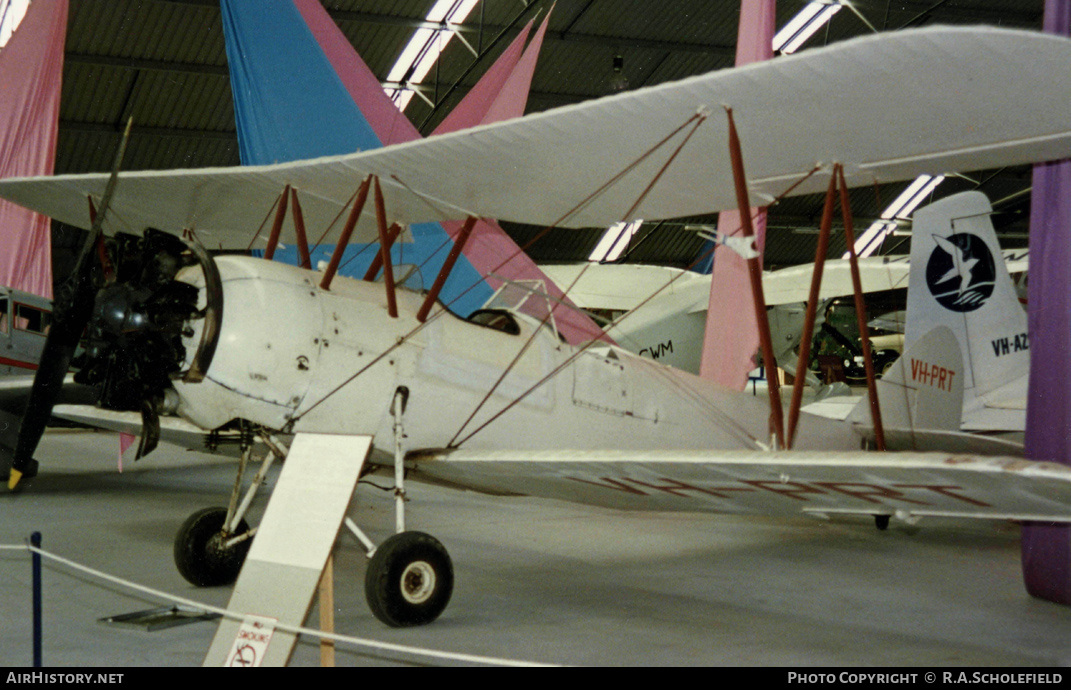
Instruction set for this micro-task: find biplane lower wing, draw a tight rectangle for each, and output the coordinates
[45,400,1061,522]
[0,27,1070,242]
[408,448,1071,523]
[50,404,244,457]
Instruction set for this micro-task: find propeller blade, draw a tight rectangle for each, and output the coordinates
[7,119,133,490]
[7,260,97,488]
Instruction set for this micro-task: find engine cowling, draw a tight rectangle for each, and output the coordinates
[71,229,220,457]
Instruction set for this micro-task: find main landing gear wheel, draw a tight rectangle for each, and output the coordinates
[874,514,891,531]
[174,507,252,587]
[365,531,453,627]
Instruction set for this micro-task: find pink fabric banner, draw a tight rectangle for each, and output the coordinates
[432,11,608,343]
[0,0,67,299]
[431,21,532,135]
[293,0,498,147]
[118,431,136,472]
[699,0,776,387]
[481,9,549,125]
[295,1,604,342]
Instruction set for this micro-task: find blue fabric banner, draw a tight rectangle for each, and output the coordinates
[221,0,492,315]
[221,0,381,163]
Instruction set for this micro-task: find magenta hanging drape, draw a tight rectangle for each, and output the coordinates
[699,0,776,387]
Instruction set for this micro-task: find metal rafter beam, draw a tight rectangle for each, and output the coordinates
[879,1,1042,27]
[60,120,236,140]
[157,0,1041,31]
[66,52,228,75]
[154,1,735,57]
[65,49,591,110]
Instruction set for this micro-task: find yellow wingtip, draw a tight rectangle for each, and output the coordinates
[7,468,22,491]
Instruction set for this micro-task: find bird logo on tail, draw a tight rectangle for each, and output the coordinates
[925,233,996,312]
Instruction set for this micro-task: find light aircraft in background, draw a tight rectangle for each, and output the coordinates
[540,257,912,389]
[902,191,1029,434]
[0,287,53,458]
[0,286,49,376]
[540,238,1029,390]
[1,26,1071,628]
[804,191,1029,438]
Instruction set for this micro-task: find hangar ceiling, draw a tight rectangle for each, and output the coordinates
[43,0,1048,269]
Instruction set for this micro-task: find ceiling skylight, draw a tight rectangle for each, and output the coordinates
[846,174,945,259]
[384,0,480,112]
[773,1,843,54]
[588,221,642,263]
[0,0,30,49]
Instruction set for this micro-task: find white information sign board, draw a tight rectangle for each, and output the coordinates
[204,433,372,667]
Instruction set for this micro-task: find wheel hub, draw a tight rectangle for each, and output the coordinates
[400,560,436,604]
[204,532,230,563]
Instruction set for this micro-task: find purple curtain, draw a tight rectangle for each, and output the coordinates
[1022,0,1071,605]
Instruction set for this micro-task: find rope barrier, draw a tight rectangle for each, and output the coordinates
[1,540,556,667]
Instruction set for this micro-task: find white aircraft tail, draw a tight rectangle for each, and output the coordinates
[903,191,1028,399]
[848,325,963,431]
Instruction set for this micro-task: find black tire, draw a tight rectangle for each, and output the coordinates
[874,349,899,378]
[875,514,891,531]
[365,531,453,627]
[173,507,252,587]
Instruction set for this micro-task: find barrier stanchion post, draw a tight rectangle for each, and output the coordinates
[31,532,42,668]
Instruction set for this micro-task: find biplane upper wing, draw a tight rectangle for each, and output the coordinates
[1,26,1070,243]
[407,448,1071,523]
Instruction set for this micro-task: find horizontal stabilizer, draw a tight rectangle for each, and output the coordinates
[858,427,1023,456]
[848,325,963,432]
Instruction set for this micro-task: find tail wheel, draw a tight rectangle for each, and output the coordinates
[174,507,252,587]
[365,531,453,627]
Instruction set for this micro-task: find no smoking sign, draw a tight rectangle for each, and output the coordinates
[225,616,278,667]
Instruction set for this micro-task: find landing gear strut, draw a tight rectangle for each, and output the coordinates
[173,433,284,587]
[350,387,454,627]
[172,397,456,628]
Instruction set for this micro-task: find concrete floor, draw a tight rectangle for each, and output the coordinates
[1,428,1069,667]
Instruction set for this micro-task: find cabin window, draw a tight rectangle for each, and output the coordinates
[0,298,7,334]
[466,309,521,336]
[14,303,50,335]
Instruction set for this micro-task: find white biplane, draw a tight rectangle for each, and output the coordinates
[2,26,1071,627]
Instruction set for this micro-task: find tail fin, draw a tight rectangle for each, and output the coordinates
[849,325,963,431]
[904,191,1028,398]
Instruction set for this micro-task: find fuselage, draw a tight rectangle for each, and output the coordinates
[0,287,50,376]
[171,256,862,458]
